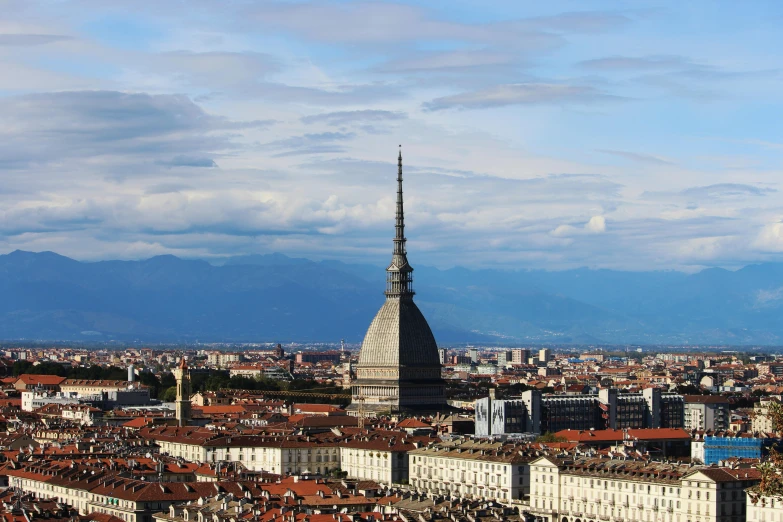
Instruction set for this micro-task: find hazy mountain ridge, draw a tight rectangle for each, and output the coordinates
[3,250,783,344]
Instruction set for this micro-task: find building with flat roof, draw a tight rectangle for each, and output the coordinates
[684,394,730,431]
[475,388,684,436]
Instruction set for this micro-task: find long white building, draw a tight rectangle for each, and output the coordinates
[529,456,759,522]
[142,427,340,476]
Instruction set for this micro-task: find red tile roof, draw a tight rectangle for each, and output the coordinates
[15,374,66,386]
[555,428,691,443]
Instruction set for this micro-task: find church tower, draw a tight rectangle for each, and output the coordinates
[174,357,192,426]
[348,148,446,416]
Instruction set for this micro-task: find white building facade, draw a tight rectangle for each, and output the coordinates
[408,440,531,504]
[529,456,757,522]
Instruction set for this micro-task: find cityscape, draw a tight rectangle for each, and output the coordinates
[2,2,783,522]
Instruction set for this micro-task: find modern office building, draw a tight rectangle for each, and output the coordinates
[475,388,684,436]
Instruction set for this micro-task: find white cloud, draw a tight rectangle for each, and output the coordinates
[754,222,783,252]
[0,0,780,271]
[423,83,622,111]
[552,215,607,237]
[585,215,607,233]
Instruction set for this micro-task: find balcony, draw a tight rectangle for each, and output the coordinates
[667,506,674,513]
[637,503,645,509]
[652,505,659,512]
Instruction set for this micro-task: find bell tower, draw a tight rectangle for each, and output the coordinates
[174,357,192,426]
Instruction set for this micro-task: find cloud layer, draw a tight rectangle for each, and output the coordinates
[0,1,781,271]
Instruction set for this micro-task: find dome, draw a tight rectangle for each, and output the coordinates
[357,298,440,368]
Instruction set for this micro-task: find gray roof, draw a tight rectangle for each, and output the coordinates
[358,297,440,368]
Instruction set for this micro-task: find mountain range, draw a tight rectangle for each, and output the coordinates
[2,250,783,345]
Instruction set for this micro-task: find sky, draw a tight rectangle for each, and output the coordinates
[0,0,782,271]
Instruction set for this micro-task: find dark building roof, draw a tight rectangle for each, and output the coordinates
[358,299,440,368]
[684,395,730,404]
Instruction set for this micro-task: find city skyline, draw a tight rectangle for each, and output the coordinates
[1,1,782,271]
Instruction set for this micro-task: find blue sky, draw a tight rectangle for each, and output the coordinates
[0,0,782,271]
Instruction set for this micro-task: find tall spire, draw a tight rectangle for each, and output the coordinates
[385,146,414,298]
[394,146,405,253]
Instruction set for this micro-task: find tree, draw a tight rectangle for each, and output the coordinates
[137,371,163,398]
[160,372,176,389]
[159,386,178,402]
[204,374,230,391]
[12,361,33,376]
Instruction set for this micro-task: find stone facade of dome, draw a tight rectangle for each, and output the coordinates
[348,150,446,415]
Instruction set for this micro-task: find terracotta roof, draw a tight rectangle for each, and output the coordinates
[62,379,138,387]
[15,374,66,386]
[396,418,431,429]
[122,417,154,428]
[555,428,691,443]
[195,405,248,415]
[83,513,125,522]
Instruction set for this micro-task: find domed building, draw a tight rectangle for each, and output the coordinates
[347,149,446,416]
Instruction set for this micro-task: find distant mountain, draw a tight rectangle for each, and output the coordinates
[3,250,783,344]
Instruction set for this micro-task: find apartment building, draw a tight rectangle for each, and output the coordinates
[529,456,759,522]
[751,398,779,434]
[60,379,141,395]
[684,395,731,431]
[295,351,342,364]
[14,374,66,391]
[408,439,533,503]
[6,461,268,522]
[206,352,241,368]
[141,427,341,476]
[511,349,530,365]
[747,492,783,522]
[339,430,427,484]
[756,363,783,377]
